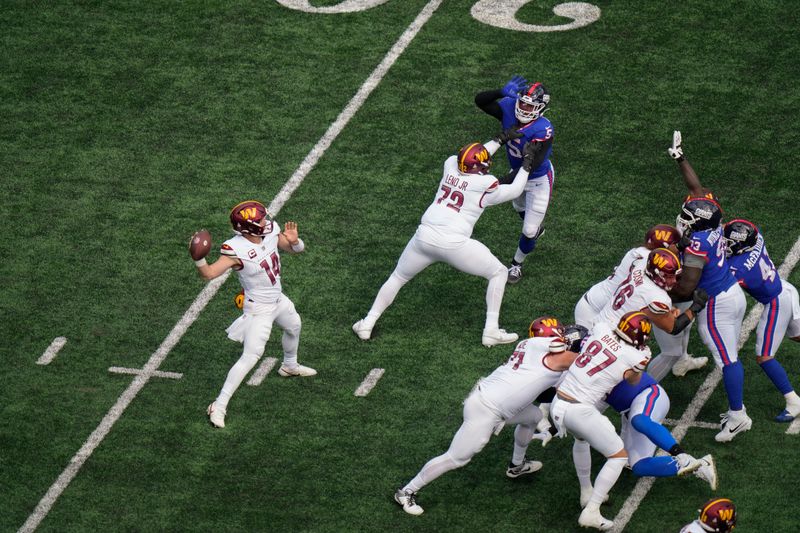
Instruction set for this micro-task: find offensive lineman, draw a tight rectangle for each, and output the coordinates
[191,200,316,429]
[353,132,541,347]
[551,312,653,531]
[393,318,586,516]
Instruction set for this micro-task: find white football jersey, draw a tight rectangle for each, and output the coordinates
[417,155,500,247]
[593,257,671,329]
[478,337,563,419]
[220,223,283,308]
[558,322,652,406]
[679,520,706,533]
[583,246,650,310]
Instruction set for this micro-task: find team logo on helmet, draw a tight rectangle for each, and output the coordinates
[562,324,589,353]
[230,200,272,236]
[615,311,652,348]
[457,143,492,175]
[646,248,682,291]
[645,224,680,249]
[528,316,564,338]
[699,498,737,533]
[723,219,759,257]
[676,197,723,235]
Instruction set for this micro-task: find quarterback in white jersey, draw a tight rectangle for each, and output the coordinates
[551,312,653,531]
[574,224,680,328]
[393,318,585,516]
[354,133,544,347]
[191,200,315,429]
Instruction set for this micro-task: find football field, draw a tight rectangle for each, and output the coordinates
[3,1,800,531]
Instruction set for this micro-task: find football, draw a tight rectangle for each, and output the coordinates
[189,229,212,260]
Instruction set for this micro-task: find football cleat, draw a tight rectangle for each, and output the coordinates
[207,402,226,429]
[507,264,523,284]
[352,319,373,341]
[675,453,703,476]
[775,399,800,422]
[394,488,424,516]
[715,409,752,442]
[578,505,614,531]
[671,355,709,377]
[482,328,519,347]
[277,364,317,377]
[506,457,543,478]
[694,454,718,490]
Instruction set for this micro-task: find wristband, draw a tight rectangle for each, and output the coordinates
[689,301,704,314]
[676,155,685,163]
[668,444,685,456]
[291,238,305,253]
[194,258,208,267]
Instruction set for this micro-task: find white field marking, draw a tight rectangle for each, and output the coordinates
[354,368,385,397]
[611,234,800,533]
[267,0,444,216]
[276,0,390,14]
[662,417,719,430]
[108,367,183,380]
[246,357,278,386]
[471,1,600,33]
[19,5,442,531]
[36,337,67,365]
[787,418,800,434]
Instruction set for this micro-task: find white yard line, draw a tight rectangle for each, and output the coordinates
[662,418,719,430]
[108,367,183,380]
[354,368,385,396]
[18,4,444,531]
[36,337,67,365]
[246,357,278,386]
[612,235,800,532]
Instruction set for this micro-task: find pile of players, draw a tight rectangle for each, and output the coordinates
[347,77,800,530]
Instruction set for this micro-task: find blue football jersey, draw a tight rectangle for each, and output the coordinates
[682,227,738,297]
[727,234,781,304]
[606,372,658,413]
[498,97,554,178]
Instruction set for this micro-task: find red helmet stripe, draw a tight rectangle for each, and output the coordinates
[525,82,541,96]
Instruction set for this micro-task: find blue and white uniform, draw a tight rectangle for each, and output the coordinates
[682,227,747,367]
[497,97,554,247]
[727,234,800,357]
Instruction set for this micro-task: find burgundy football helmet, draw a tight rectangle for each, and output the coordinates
[457,143,492,175]
[645,248,682,290]
[528,316,564,338]
[644,224,680,249]
[615,311,652,348]
[699,498,736,532]
[230,200,272,236]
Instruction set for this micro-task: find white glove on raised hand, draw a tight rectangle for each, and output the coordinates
[668,130,684,160]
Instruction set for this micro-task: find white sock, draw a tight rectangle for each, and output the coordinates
[590,456,626,506]
[513,248,527,264]
[365,272,406,327]
[217,352,260,410]
[573,439,593,489]
[281,330,300,368]
[485,268,507,330]
[404,452,460,493]
[512,424,535,465]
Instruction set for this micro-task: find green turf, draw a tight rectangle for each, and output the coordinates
[2,1,800,531]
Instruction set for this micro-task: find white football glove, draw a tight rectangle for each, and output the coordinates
[668,130,684,160]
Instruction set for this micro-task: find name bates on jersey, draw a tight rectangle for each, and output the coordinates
[220,223,283,312]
